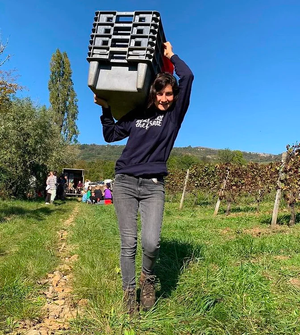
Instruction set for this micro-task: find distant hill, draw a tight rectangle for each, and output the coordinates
[76,144,282,164]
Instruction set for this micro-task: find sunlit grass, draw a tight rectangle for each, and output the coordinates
[70,199,300,334]
[0,198,75,333]
[1,196,300,334]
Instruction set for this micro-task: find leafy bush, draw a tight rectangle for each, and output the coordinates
[0,97,75,198]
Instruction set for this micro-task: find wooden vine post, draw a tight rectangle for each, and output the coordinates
[271,152,288,227]
[213,167,230,217]
[179,169,190,210]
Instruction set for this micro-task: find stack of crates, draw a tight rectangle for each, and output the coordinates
[87,10,168,120]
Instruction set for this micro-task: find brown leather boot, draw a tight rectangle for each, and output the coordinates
[139,272,156,311]
[123,288,137,316]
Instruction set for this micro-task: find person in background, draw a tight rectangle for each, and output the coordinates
[45,173,51,204]
[94,186,103,203]
[86,186,92,204]
[89,191,98,204]
[103,183,113,204]
[63,175,68,199]
[45,171,57,204]
[94,41,194,315]
[56,175,65,200]
[77,180,83,193]
[81,190,88,203]
[84,179,90,191]
[51,171,57,203]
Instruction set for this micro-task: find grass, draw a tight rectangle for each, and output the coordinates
[0,198,76,333]
[1,195,300,334]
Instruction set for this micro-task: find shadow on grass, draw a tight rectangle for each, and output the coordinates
[260,212,300,226]
[214,205,258,216]
[197,200,214,206]
[155,239,204,298]
[230,205,257,213]
[0,201,66,223]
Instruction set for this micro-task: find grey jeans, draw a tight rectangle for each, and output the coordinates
[113,174,165,290]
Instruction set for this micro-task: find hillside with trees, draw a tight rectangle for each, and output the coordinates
[75,144,282,164]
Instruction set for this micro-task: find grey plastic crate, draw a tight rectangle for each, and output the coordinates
[88,61,153,120]
[87,10,167,119]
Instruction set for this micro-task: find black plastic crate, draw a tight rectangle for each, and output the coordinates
[87,10,166,72]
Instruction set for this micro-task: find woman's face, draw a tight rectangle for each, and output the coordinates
[154,84,174,111]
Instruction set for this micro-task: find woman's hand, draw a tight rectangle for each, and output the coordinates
[94,94,109,108]
[163,42,174,59]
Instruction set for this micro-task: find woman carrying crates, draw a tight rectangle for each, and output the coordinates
[94,41,194,315]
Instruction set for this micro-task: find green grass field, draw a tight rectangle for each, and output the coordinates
[1,195,300,334]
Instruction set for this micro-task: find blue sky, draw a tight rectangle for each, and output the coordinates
[1,0,299,155]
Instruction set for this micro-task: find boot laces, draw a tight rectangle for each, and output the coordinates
[143,275,156,297]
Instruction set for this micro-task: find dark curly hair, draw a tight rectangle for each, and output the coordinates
[147,72,179,109]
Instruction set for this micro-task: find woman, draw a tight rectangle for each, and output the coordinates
[94,42,194,314]
[45,171,57,204]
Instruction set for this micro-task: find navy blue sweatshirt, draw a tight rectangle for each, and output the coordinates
[100,54,194,177]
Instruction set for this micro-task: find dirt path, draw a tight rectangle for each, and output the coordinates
[14,204,87,335]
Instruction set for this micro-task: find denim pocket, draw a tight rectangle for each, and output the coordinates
[150,176,164,186]
[156,176,165,185]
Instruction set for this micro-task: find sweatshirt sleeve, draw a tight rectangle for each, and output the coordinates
[169,54,194,124]
[100,107,131,143]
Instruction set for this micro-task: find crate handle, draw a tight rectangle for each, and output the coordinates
[116,15,133,23]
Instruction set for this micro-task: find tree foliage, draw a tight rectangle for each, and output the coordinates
[167,153,201,170]
[71,159,115,181]
[0,97,75,198]
[48,49,79,143]
[0,37,10,66]
[0,40,78,198]
[280,144,300,225]
[217,148,247,165]
[0,39,22,108]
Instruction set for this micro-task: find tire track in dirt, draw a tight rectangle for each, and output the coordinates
[14,203,87,335]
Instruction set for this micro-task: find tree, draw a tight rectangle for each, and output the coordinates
[48,49,79,143]
[0,97,76,198]
[0,37,10,66]
[0,38,21,108]
[217,148,246,165]
[74,159,115,181]
[0,70,21,109]
[167,153,200,170]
